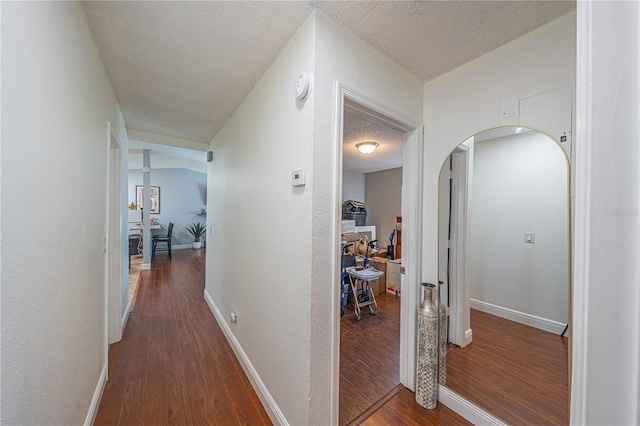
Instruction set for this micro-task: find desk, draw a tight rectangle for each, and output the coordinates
[129,223,161,255]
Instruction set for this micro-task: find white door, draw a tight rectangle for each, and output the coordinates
[447,145,473,348]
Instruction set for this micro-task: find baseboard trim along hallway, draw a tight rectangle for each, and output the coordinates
[204,289,288,426]
[84,363,108,426]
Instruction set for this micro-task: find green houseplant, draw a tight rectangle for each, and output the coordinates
[187,222,206,249]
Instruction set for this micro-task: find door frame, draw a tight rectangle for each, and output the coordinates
[330,82,422,424]
[447,144,473,348]
[105,121,127,348]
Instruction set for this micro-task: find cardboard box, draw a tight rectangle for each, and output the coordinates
[371,257,389,295]
[386,259,402,296]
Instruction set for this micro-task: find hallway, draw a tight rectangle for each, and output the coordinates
[95,249,270,425]
[96,248,471,425]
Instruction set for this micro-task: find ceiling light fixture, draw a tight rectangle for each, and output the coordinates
[356,141,379,154]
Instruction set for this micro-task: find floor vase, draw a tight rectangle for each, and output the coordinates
[416,282,438,409]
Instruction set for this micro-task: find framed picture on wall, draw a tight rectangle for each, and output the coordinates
[136,185,160,214]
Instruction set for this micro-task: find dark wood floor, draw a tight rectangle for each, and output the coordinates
[97,249,471,426]
[446,309,569,425]
[340,293,469,426]
[340,292,401,425]
[94,248,270,425]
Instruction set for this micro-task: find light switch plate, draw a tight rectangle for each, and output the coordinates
[292,169,306,186]
[524,232,535,243]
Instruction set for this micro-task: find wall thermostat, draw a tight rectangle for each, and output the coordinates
[292,169,306,186]
[295,72,310,100]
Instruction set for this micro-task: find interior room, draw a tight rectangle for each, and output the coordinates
[339,105,405,424]
[126,141,208,304]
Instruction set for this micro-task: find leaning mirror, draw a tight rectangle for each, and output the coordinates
[437,127,570,424]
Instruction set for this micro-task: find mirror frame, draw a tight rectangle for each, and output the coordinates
[435,125,572,423]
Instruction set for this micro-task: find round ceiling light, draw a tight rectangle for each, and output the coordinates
[356,141,379,154]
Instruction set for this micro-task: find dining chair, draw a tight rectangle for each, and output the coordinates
[152,222,174,260]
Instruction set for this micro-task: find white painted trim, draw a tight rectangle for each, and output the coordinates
[438,385,508,426]
[120,300,131,334]
[331,83,422,423]
[141,263,151,271]
[84,363,108,426]
[172,244,196,250]
[400,126,423,392]
[471,298,566,335]
[570,2,592,423]
[448,146,472,348]
[203,289,288,425]
[464,329,473,346]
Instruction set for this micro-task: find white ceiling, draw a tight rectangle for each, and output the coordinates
[128,140,207,174]
[82,1,575,146]
[343,108,404,174]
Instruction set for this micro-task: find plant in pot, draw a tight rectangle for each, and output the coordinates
[186,222,206,249]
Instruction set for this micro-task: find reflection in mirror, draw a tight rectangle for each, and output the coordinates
[438,127,570,424]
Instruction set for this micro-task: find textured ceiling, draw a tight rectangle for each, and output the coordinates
[343,108,405,174]
[317,1,575,83]
[82,1,575,146]
[82,1,313,144]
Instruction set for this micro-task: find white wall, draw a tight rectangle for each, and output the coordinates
[207,10,423,424]
[206,13,316,426]
[422,12,576,342]
[342,169,365,203]
[129,168,207,245]
[1,2,127,425]
[468,133,568,323]
[573,2,640,424]
[365,168,402,245]
[311,11,423,423]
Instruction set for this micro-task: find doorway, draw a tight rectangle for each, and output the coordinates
[332,85,422,424]
[106,122,127,345]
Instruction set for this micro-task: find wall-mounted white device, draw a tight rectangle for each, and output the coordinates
[292,169,306,186]
[230,311,237,324]
[524,232,535,244]
[295,72,310,100]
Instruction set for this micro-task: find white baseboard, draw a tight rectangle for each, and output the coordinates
[173,244,193,250]
[470,299,566,335]
[141,263,151,270]
[121,301,132,335]
[84,363,108,426]
[203,289,288,426]
[463,328,473,347]
[438,385,507,426]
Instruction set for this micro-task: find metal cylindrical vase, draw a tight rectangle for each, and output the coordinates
[416,282,438,409]
[438,281,447,385]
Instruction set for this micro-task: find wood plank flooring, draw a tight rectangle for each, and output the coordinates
[340,293,469,426]
[340,292,401,425]
[446,309,569,425]
[95,248,270,426]
[99,248,472,426]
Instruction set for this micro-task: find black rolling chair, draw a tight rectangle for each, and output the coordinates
[152,222,174,260]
